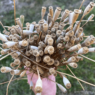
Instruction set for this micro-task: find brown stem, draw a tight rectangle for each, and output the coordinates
[66,65,85,90]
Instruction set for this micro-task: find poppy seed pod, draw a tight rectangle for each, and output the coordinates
[56,30,62,37]
[1,49,9,55]
[75,36,83,44]
[1,67,12,73]
[69,9,81,25]
[49,6,53,18]
[15,18,22,29]
[29,48,33,54]
[14,59,21,65]
[36,56,41,62]
[68,62,78,68]
[70,36,76,45]
[78,47,89,54]
[0,33,8,42]
[39,50,44,56]
[49,68,56,75]
[73,21,81,33]
[20,15,24,26]
[53,25,58,31]
[33,35,39,40]
[4,35,9,40]
[10,28,16,34]
[60,20,65,26]
[10,69,21,75]
[77,56,83,61]
[47,13,52,24]
[25,51,30,56]
[47,46,54,55]
[60,49,65,54]
[12,52,21,59]
[64,17,69,23]
[33,50,39,57]
[65,42,72,49]
[39,20,44,31]
[83,2,95,16]
[8,35,13,40]
[75,57,79,62]
[89,36,95,45]
[61,9,70,21]
[47,58,54,65]
[44,34,51,43]
[12,37,18,42]
[67,56,76,63]
[84,36,91,42]
[10,62,16,68]
[20,70,26,77]
[19,40,28,47]
[51,28,56,34]
[41,32,46,40]
[22,58,27,63]
[39,41,46,48]
[44,46,49,54]
[23,30,33,35]
[30,46,38,50]
[25,61,31,67]
[51,33,56,39]
[26,22,30,26]
[80,32,85,37]
[15,25,22,34]
[75,27,83,37]
[65,30,74,37]
[63,76,71,89]
[88,48,95,52]
[58,25,64,31]
[35,76,42,93]
[57,83,67,93]
[38,46,43,51]
[37,67,44,75]
[29,38,34,44]
[87,14,94,22]
[32,65,37,70]
[57,43,64,49]
[29,24,34,32]
[43,23,48,32]
[2,41,17,48]
[63,35,69,42]
[47,37,54,46]
[65,26,73,32]
[35,24,40,33]
[54,60,59,66]
[43,55,50,63]
[53,7,62,22]
[5,32,10,36]
[68,44,81,52]
[32,21,36,26]
[41,6,46,19]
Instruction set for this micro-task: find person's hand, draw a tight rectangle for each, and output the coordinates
[26,70,56,95]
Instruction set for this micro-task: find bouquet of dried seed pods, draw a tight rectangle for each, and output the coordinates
[0,0,95,94]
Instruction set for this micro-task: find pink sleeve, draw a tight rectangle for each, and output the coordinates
[26,70,56,95]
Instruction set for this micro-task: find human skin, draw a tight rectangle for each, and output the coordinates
[26,70,56,95]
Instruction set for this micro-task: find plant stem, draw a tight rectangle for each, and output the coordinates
[66,65,85,90]
[57,71,95,87]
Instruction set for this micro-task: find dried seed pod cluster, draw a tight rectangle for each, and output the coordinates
[0,1,95,94]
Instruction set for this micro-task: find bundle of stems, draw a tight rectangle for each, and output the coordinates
[0,0,95,94]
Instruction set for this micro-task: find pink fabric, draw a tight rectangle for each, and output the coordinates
[26,70,56,95]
